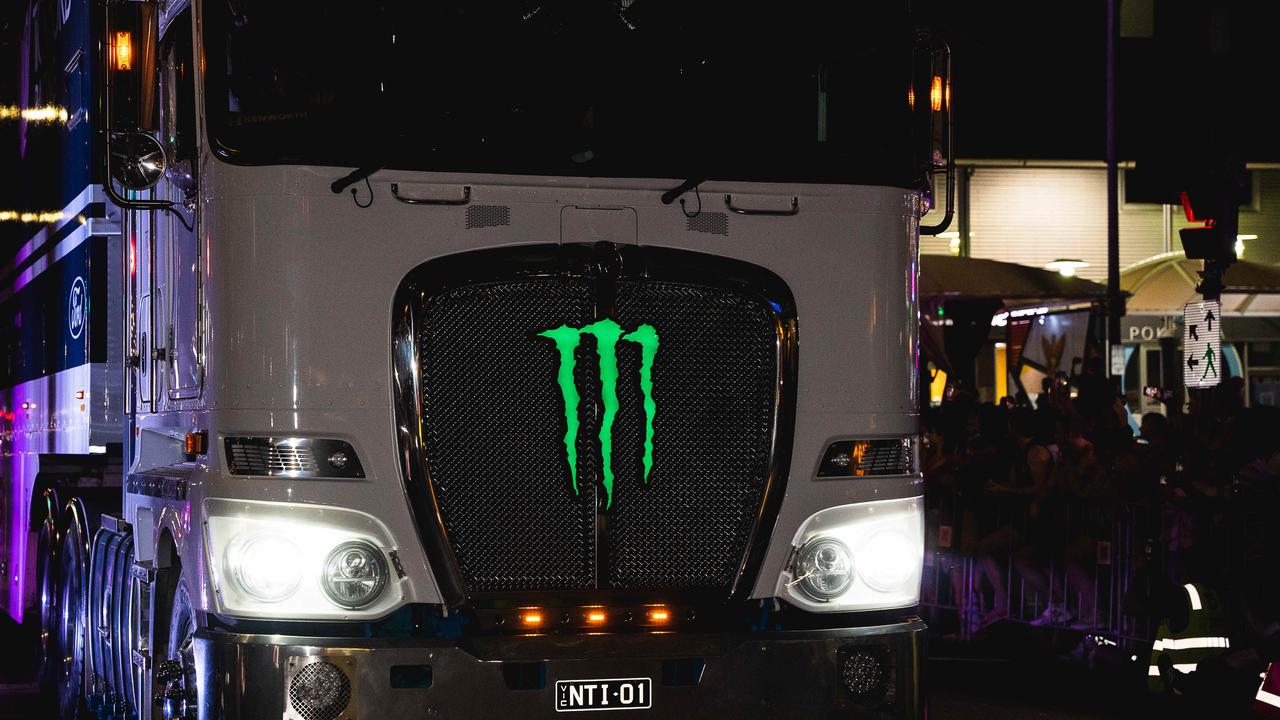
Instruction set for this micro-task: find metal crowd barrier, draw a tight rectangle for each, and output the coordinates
[920,491,1159,647]
[921,482,1275,650]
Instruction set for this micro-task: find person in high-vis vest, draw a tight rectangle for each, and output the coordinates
[1149,582,1232,694]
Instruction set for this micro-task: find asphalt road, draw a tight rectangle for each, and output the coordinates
[0,616,46,719]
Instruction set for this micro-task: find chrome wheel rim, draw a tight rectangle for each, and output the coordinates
[56,526,84,718]
[37,523,58,686]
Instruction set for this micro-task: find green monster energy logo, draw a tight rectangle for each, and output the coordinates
[537,319,659,508]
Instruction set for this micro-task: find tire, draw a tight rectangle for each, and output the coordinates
[158,576,198,720]
[35,513,59,696]
[55,508,89,720]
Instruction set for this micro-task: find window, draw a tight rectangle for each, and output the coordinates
[159,13,196,181]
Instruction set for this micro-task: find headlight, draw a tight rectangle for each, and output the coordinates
[228,534,303,602]
[205,499,402,619]
[791,538,854,601]
[777,496,924,612]
[858,529,919,593]
[323,541,389,609]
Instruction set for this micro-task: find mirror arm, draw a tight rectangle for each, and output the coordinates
[162,204,195,232]
[101,172,174,211]
[920,166,955,236]
[101,0,173,212]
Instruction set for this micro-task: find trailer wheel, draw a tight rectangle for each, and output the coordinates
[55,502,90,720]
[35,496,59,696]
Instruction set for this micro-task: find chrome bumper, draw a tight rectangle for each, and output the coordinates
[194,619,925,719]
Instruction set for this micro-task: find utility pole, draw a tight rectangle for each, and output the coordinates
[1105,0,1124,376]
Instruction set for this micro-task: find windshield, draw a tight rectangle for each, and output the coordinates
[205,1,919,187]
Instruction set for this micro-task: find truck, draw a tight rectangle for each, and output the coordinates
[3,1,952,717]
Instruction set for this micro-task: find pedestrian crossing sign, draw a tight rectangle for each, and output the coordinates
[1183,300,1222,389]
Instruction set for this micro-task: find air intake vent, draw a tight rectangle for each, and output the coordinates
[224,437,365,478]
[227,440,317,475]
[817,438,916,478]
[686,212,728,235]
[285,658,355,720]
[466,205,512,229]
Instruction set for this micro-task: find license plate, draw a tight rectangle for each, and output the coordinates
[554,677,652,712]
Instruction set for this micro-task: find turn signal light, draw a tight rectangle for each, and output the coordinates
[184,430,208,455]
[114,31,133,71]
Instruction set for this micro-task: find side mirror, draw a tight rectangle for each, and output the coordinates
[107,1,159,133]
[103,1,174,210]
[110,131,167,190]
[913,30,954,236]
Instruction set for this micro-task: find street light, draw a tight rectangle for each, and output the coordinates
[1236,234,1256,259]
[1044,259,1089,277]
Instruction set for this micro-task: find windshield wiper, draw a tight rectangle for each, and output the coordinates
[660,177,705,205]
[331,165,385,194]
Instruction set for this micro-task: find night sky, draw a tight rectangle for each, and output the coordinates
[930,0,1280,162]
[4,0,1279,233]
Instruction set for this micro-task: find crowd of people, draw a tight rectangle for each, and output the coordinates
[920,360,1280,707]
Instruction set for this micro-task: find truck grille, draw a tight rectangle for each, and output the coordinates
[399,245,792,597]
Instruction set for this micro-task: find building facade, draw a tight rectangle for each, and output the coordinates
[921,163,1280,411]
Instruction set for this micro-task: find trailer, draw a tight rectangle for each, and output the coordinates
[3,1,951,717]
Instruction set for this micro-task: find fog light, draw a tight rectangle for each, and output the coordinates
[322,541,388,609]
[230,535,302,602]
[791,537,854,602]
[841,650,887,701]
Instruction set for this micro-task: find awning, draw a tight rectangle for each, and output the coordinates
[1121,252,1280,316]
[921,254,1109,301]
[919,255,1106,385]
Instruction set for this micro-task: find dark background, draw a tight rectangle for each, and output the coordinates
[4,0,1280,241]
[921,0,1280,162]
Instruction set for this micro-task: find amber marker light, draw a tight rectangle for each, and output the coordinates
[647,607,671,624]
[519,609,544,628]
[585,609,608,625]
[184,430,207,455]
[114,31,134,71]
[930,75,943,112]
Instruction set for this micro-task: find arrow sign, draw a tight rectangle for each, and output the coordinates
[1183,300,1222,389]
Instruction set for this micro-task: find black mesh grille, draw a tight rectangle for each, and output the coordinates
[415,267,779,595]
[419,280,597,592]
[607,281,776,589]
